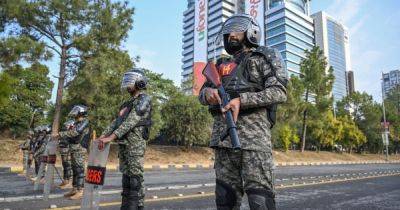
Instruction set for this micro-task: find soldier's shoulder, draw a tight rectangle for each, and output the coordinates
[135,94,151,116]
[251,46,281,60]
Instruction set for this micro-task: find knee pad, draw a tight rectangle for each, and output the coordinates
[129,175,141,191]
[246,188,276,210]
[215,179,237,210]
[122,174,141,196]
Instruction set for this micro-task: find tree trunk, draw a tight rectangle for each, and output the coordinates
[300,88,309,152]
[51,46,67,135]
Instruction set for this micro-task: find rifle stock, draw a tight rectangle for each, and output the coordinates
[202,62,241,150]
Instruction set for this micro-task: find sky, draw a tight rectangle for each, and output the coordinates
[47,0,400,103]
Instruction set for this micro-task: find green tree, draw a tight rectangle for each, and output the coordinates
[384,85,400,153]
[3,0,134,135]
[298,46,334,152]
[336,91,383,153]
[338,115,367,153]
[143,70,180,140]
[0,72,13,106]
[0,63,53,136]
[161,93,212,148]
[276,123,300,151]
[64,49,132,134]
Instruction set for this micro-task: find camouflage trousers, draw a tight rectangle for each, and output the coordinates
[59,147,72,180]
[214,148,276,210]
[34,155,46,177]
[69,144,86,189]
[118,144,145,207]
[22,150,31,170]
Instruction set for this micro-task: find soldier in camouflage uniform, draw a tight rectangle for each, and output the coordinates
[31,125,51,182]
[19,130,34,175]
[199,14,288,210]
[57,120,74,189]
[54,105,90,200]
[98,68,151,210]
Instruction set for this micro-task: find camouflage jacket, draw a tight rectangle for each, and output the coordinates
[102,94,151,156]
[198,49,287,152]
[59,118,89,145]
[34,134,50,158]
[19,137,31,150]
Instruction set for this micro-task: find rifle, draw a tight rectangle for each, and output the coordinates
[106,99,152,139]
[202,62,241,150]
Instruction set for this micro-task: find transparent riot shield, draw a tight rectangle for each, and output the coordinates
[81,140,110,210]
[23,152,29,176]
[34,149,48,191]
[43,140,58,200]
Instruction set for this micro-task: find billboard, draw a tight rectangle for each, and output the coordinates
[192,0,208,95]
[245,0,265,46]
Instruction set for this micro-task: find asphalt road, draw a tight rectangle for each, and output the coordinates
[0,163,400,210]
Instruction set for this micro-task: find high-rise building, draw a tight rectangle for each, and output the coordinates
[312,11,350,101]
[181,0,240,93]
[181,0,314,92]
[382,70,400,97]
[265,0,314,76]
[346,70,355,95]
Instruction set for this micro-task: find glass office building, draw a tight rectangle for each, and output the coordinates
[313,11,350,101]
[265,0,314,76]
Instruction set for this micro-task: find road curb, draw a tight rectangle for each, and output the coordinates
[275,160,400,167]
[2,161,400,173]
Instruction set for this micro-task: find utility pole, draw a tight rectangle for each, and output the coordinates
[381,72,389,161]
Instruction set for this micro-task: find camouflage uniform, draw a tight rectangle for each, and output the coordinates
[59,137,72,181]
[33,133,48,176]
[59,119,89,190]
[199,48,287,209]
[102,94,151,208]
[19,136,32,172]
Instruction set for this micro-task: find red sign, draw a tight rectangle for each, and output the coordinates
[85,166,106,186]
[218,62,237,76]
[47,155,56,164]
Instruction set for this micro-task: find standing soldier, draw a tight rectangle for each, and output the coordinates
[19,130,34,175]
[31,125,49,182]
[33,125,51,182]
[53,105,90,200]
[97,68,151,210]
[30,126,42,179]
[199,14,288,210]
[57,120,74,189]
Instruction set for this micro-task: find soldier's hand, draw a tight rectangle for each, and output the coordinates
[221,97,241,123]
[205,88,222,105]
[97,134,117,150]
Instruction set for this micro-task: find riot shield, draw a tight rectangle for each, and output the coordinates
[34,150,48,191]
[81,137,110,210]
[23,152,29,176]
[43,140,58,200]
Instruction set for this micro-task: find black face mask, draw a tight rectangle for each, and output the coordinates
[224,38,244,55]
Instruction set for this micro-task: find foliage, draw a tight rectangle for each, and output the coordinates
[161,92,212,148]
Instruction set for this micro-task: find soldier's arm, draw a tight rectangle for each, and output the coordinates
[101,119,117,137]
[59,120,89,138]
[113,97,151,139]
[198,81,214,105]
[239,53,287,109]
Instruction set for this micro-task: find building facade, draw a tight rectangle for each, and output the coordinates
[346,70,355,95]
[312,11,350,101]
[181,0,314,92]
[382,70,400,97]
